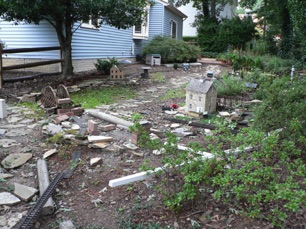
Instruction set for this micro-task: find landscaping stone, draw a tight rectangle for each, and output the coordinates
[0,192,21,205]
[1,153,33,169]
[14,183,38,202]
[88,142,109,149]
[0,129,7,135]
[219,111,230,117]
[55,114,70,124]
[87,120,99,134]
[45,123,64,135]
[5,129,32,137]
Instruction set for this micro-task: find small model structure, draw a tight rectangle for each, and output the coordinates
[185,77,217,116]
[110,65,124,80]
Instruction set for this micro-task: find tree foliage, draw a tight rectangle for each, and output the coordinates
[0,0,149,78]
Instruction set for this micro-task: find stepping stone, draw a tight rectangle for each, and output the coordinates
[0,192,21,205]
[14,183,38,202]
[1,153,32,169]
[5,129,31,137]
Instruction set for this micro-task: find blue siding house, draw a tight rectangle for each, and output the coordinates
[0,0,187,73]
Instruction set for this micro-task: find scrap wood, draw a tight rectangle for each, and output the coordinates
[108,145,255,187]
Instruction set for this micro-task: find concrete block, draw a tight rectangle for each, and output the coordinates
[56,98,71,105]
[100,124,116,132]
[0,99,8,119]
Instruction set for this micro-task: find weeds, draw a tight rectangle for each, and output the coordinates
[161,85,186,100]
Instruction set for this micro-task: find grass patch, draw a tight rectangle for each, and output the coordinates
[151,72,166,83]
[215,75,248,96]
[17,102,45,119]
[70,86,136,109]
[161,85,187,100]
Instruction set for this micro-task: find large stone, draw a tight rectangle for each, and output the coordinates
[0,192,21,205]
[5,129,32,137]
[14,183,38,202]
[1,153,32,169]
[45,123,64,135]
[0,139,20,148]
[90,158,103,167]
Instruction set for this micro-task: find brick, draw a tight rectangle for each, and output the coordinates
[55,114,70,124]
[71,107,84,116]
[87,120,99,135]
[100,124,117,132]
[57,108,71,115]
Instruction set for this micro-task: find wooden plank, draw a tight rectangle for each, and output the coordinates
[2,46,61,54]
[2,60,63,71]
[37,159,55,215]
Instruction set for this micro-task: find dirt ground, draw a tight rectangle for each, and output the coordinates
[0,62,275,229]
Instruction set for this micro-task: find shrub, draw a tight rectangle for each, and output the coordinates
[215,75,248,96]
[95,57,119,74]
[142,36,201,63]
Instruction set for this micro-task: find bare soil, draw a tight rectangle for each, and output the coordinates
[0,62,274,229]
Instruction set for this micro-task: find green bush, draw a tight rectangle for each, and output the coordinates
[95,57,119,74]
[215,75,248,96]
[142,36,201,63]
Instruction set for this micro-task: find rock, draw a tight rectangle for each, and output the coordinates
[0,129,7,135]
[171,128,193,137]
[1,153,32,169]
[0,139,20,148]
[123,142,139,150]
[131,151,144,157]
[204,129,213,136]
[100,124,116,132]
[61,121,72,128]
[59,220,76,229]
[170,123,181,128]
[88,136,113,143]
[165,110,178,115]
[149,133,160,140]
[14,183,38,202]
[88,142,109,149]
[71,123,80,130]
[43,149,57,159]
[7,116,23,123]
[45,123,63,135]
[0,173,13,179]
[5,129,32,137]
[152,148,165,155]
[230,112,239,121]
[90,158,103,166]
[0,192,21,205]
[219,111,230,117]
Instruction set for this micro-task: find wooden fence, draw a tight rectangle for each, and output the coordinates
[0,46,63,90]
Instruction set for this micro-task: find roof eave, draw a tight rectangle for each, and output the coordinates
[165,5,188,19]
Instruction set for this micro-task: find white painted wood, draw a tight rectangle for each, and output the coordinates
[37,159,54,215]
[108,146,254,187]
[0,99,8,119]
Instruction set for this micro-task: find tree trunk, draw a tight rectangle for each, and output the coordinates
[211,0,216,19]
[61,43,74,78]
[202,0,210,18]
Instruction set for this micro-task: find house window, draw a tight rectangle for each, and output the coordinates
[81,16,101,29]
[190,94,193,99]
[171,20,177,39]
[133,7,150,39]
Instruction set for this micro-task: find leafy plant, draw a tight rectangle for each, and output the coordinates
[95,57,119,74]
[143,36,201,63]
[215,75,248,96]
[150,72,166,83]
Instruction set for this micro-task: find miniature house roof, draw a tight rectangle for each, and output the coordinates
[186,79,215,93]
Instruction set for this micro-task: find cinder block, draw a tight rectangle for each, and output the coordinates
[100,124,117,132]
[87,120,99,135]
[57,108,71,115]
[55,114,70,124]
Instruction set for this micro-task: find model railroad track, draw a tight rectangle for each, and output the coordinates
[13,151,81,229]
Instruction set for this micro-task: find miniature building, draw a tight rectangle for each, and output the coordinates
[110,65,124,80]
[185,78,217,115]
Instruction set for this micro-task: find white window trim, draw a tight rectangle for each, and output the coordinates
[81,17,101,30]
[170,19,177,39]
[133,7,150,39]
